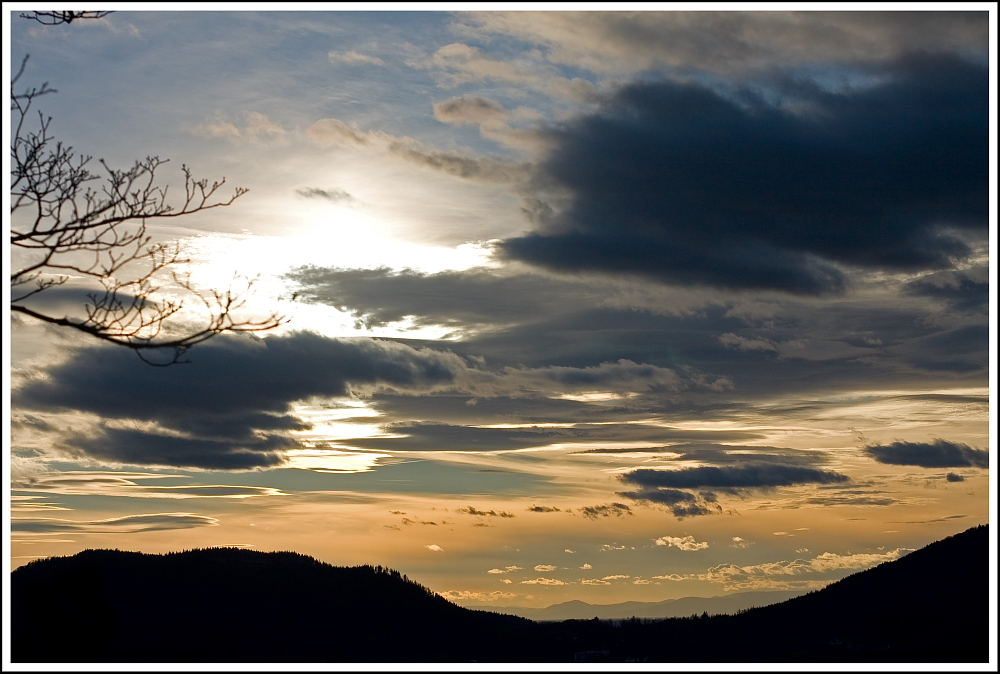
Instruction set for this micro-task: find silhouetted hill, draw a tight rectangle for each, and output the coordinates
[10,548,534,662]
[538,524,990,662]
[11,525,989,662]
[494,589,807,621]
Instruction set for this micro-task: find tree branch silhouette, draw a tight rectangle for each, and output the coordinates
[10,53,288,365]
[19,11,114,25]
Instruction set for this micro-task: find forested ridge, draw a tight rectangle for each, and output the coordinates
[12,525,988,662]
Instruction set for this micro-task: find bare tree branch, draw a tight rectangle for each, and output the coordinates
[11,55,288,365]
[20,11,114,25]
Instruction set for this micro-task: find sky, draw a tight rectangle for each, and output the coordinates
[5,6,997,617]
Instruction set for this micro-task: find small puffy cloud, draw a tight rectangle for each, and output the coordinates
[865,439,989,468]
[946,473,966,482]
[652,574,686,581]
[500,579,512,584]
[328,50,385,66]
[579,503,632,519]
[581,579,611,586]
[731,536,753,548]
[528,505,562,512]
[534,564,558,572]
[307,117,379,147]
[434,95,509,126]
[425,544,444,552]
[191,111,285,143]
[633,578,651,585]
[296,187,356,204]
[580,563,592,570]
[697,548,911,591]
[439,590,515,602]
[655,535,709,551]
[456,506,515,518]
[602,574,630,580]
[521,577,566,585]
[600,544,626,552]
[487,565,522,574]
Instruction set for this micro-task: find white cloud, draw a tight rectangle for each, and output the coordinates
[581,578,610,586]
[457,12,987,76]
[731,536,753,548]
[328,50,386,66]
[652,574,687,581]
[534,564,558,572]
[439,590,515,602]
[191,111,285,144]
[695,548,912,590]
[521,577,566,585]
[602,574,630,580]
[487,565,522,574]
[425,544,443,552]
[412,42,595,100]
[655,535,709,551]
[580,563,592,570]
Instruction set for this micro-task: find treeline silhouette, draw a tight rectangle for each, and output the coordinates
[11,525,988,662]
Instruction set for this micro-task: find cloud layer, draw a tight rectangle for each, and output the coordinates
[498,54,987,294]
[865,439,989,468]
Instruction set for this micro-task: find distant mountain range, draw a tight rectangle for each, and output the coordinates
[11,525,988,663]
[493,589,808,621]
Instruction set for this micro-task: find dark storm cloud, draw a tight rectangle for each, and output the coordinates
[498,53,987,294]
[620,464,850,494]
[946,473,965,482]
[14,332,471,469]
[865,439,989,468]
[904,268,989,312]
[894,325,989,374]
[66,427,292,471]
